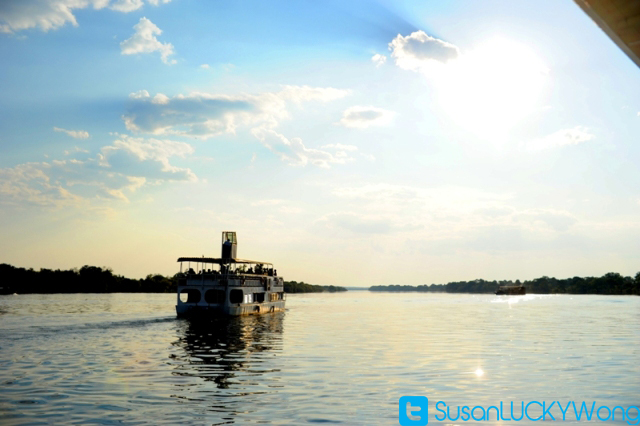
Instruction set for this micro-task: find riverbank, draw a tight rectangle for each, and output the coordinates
[370,272,640,295]
[0,263,346,294]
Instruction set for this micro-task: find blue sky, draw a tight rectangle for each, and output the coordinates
[1,0,639,285]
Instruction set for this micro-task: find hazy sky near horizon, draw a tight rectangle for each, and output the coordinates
[1,0,639,286]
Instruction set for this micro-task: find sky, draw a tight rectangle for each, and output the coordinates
[1,0,639,286]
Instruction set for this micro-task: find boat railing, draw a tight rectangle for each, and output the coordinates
[179,272,282,285]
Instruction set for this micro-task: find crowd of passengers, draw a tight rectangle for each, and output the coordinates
[186,265,277,276]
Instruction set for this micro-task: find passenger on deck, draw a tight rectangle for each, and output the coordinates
[187,268,195,275]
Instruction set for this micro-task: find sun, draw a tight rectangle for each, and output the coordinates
[437,38,549,143]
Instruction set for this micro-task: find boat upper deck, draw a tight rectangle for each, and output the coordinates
[177,256,279,278]
[177,257,273,266]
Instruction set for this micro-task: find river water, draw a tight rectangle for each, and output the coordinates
[0,292,638,425]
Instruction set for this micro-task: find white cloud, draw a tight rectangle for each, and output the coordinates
[120,17,175,64]
[0,134,195,208]
[251,199,283,207]
[100,134,196,181]
[338,106,396,128]
[371,53,387,67]
[513,209,577,232]
[252,128,355,168]
[121,86,362,168]
[123,85,350,139]
[123,91,257,137]
[110,0,143,12]
[0,161,83,208]
[324,182,582,244]
[200,63,210,69]
[279,206,303,214]
[525,127,594,151]
[151,93,169,104]
[276,85,350,104]
[64,146,89,155]
[129,89,150,99]
[0,0,169,33]
[389,30,459,71]
[54,126,90,139]
[321,143,358,151]
[319,212,422,235]
[361,153,376,162]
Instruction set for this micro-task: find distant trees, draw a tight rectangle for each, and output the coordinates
[283,281,347,293]
[0,263,178,294]
[0,264,348,294]
[369,272,640,295]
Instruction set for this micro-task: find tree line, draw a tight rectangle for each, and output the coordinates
[283,281,347,293]
[0,264,176,294]
[369,272,640,295]
[0,264,347,294]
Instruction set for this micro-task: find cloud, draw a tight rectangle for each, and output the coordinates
[0,161,83,208]
[123,91,256,137]
[513,209,577,232]
[338,106,395,128]
[250,199,282,207]
[389,30,459,71]
[318,212,422,235]
[0,134,195,208]
[199,64,210,69]
[129,89,150,99]
[252,128,356,168]
[276,85,350,103]
[325,183,582,248]
[53,126,89,139]
[100,134,196,181]
[371,53,386,67]
[525,126,594,151]
[279,206,303,214]
[110,0,143,12]
[121,85,360,168]
[0,0,169,33]
[120,17,175,64]
[64,146,89,155]
[123,86,350,139]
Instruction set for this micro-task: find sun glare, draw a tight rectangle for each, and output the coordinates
[438,38,549,143]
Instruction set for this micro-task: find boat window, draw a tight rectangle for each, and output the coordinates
[229,289,243,304]
[205,289,225,304]
[255,292,265,303]
[222,232,237,244]
[180,289,201,304]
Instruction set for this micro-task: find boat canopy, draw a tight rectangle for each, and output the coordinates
[177,257,273,266]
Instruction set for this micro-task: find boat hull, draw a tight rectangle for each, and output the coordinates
[176,300,286,317]
[175,275,286,317]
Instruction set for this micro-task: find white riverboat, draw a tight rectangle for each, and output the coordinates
[176,232,286,317]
